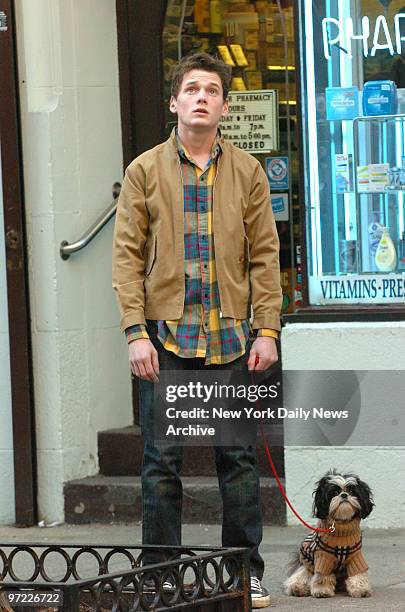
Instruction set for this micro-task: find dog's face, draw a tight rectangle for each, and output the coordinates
[312,471,374,521]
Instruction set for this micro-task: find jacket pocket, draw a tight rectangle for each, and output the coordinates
[244,234,250,271]
[145,234,157,276]
[236,235,250,280]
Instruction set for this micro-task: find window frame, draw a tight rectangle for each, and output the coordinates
[288,0,405,323]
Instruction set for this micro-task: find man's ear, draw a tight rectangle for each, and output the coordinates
[169,95,177,114]
[221,99,229,118]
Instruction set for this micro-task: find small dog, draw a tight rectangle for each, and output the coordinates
[284,470,374,599]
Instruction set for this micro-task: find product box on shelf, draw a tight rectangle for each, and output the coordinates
[362,80,398,116]
[357,164,390,192]
[335,154,354,193]
[326,86,359,121]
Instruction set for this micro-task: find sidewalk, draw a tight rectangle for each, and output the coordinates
[0,523,403,610]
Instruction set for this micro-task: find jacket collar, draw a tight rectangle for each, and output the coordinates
[169,126,226,155]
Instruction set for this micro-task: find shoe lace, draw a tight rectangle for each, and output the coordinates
[251,576,262,592]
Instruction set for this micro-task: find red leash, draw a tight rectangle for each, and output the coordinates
[251,364,334,534]
[258,423,334,534]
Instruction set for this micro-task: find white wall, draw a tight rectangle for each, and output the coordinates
[282,322,405,528]
[0,146,16,524]
[15,0,131,522]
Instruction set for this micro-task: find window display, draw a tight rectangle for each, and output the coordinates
[162,0,300,313]
[299,0,405,306]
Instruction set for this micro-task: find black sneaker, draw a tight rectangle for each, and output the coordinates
[250,576,271,608]
[141,576,176,594]
[162,578,176,592]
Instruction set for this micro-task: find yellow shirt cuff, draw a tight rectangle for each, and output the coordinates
[257,328,279,339]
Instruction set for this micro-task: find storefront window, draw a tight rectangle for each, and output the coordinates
[299,0,405,306]
[162,0,300,313]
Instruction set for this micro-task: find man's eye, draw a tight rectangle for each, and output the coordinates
[209,89,218,95]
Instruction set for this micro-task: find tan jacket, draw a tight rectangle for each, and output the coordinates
[112,130,282,333]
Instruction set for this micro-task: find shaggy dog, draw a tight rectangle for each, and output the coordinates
[284,470,374,598]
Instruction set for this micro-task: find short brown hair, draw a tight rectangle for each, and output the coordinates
[171,52,232,100]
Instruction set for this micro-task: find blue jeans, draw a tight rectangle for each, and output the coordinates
[139,322,264,579]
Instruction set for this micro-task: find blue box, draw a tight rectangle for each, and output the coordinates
[326,87,359,121]
[362,81,398,116]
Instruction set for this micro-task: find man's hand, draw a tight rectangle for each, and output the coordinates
[129,339,160,382]
[247,336,278,371]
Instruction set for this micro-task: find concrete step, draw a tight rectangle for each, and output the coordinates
[98,425,285,477]
[64,475,286,526]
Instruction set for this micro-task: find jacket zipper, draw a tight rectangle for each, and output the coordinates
[177,155,186,309]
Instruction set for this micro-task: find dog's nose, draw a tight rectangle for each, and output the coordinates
[341,492,348,499]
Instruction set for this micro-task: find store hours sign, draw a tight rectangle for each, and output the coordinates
[310,274,405,304]
[220,90,279,153]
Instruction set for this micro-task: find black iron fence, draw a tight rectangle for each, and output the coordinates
[0,543,251,611]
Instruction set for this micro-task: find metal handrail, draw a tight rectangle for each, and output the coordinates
[59,182,121,260]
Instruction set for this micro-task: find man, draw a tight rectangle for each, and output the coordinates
[112,52,282,608]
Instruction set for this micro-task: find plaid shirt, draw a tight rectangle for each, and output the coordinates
[126,132,277,364]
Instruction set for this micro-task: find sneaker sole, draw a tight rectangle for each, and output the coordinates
[252,594,271,608]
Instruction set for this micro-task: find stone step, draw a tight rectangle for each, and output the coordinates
[98,426,285,477]
[64,475,286,526]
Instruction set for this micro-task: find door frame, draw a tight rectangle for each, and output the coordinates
[116,0,167,167]
[116,0,167,423]
[0,0,37,526]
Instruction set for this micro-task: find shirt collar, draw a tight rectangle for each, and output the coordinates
[176,129,222,164]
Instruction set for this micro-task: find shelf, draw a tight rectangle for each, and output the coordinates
[353,113,405,124]
[317,114,405,125]
[267,65,295,71]
[357,189,405,195]
[283,304,405,324]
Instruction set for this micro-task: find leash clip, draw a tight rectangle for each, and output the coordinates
[329,521,336,533]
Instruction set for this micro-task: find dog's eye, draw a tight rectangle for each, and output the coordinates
[330,486,340,496]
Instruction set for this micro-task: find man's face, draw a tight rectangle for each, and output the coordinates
[170,69,229,131]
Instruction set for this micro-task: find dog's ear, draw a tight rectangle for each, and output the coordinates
[312,475,331,519]
[356,478,374,519]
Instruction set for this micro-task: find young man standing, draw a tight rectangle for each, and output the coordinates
[113,52,282,608]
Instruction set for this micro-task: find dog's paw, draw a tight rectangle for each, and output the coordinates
[311,587,335,598]
[310,573,336,598]
[285,582,311,597]
[284,566,312,597]
[346,573,372,598]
